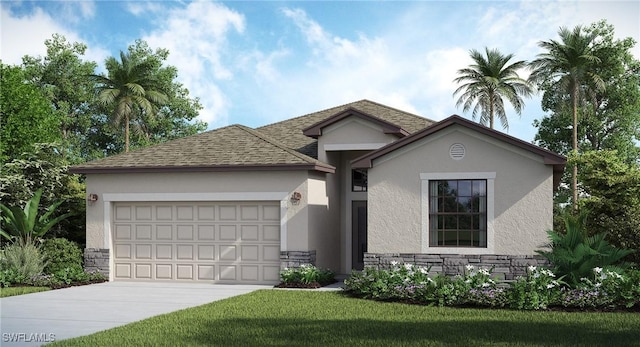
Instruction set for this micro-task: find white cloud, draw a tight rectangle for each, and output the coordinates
[142,1,245,127]
[126,2,164,17]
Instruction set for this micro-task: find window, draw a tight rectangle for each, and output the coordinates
[352,169,368,192]
[428,179,487,247]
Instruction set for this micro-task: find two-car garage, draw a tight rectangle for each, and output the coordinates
[111,201,281,284]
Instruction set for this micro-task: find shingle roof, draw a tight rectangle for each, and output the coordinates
[70,124,335,174]
[258,99,434,157]
[71,99,434,173]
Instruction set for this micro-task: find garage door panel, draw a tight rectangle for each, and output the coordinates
[156,225,173,240]
[114,225,131,240]
[135,264,152,279]
[219,245,237,261]
[197,225,215,240]
[135,244,152,259]
[219,206,237,220]
[241,225,259,240]
[156,244,173,259]
[135,225,152,240]
[219,225,237,240]
[113,202,280,283]
[197,245,215,260]
[177,245,194,260]
[156,264,173,279]
[219,265,237,280]
[177,225,194,240]
[263,225,279,241]
[241,245,259,261]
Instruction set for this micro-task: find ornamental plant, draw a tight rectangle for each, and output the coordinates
[509,266,563,310]
[280,264,335,286]
[536,210,634,286]
[0,188,74,245]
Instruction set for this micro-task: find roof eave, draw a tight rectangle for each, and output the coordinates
[69,163,336,175]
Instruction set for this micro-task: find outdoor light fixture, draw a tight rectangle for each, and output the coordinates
[87,193,99,202]
[291,191,302,205]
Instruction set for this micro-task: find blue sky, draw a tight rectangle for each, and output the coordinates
[1,1,638,143]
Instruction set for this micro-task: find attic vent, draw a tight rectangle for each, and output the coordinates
[449,143,466,160]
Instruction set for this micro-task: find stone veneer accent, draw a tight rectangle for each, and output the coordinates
[364,253,550,280]
[84,248,110,277]
[280,250,316,269]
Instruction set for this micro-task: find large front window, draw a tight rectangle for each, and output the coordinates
[429,179,487,247]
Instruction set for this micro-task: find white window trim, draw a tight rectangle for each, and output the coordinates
[420,172,496,254]
[101,192,289,281]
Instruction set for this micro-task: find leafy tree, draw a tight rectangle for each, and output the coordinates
[0,64,61,163]
[0,189,74,245]
[91,50,169,152]
[0,144,85,244]
[21,34,98,162]
[536,210,634,286]
[533,21,640,164]
[529,25,606,211]
[575,150,640,264]
[453,47,533,130]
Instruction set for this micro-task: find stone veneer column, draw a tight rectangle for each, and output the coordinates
[280,250,317,269]
[84,248,110,277]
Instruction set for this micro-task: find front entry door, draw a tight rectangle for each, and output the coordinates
[352,201,368,270]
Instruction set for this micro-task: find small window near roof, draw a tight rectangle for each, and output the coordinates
[352,169,368,192]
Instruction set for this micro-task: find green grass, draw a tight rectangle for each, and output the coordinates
[0,286,50,298]
[52,290,640,347]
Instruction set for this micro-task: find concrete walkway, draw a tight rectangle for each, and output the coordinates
[0,282,271,346]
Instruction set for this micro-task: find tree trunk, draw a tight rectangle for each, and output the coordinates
[125,114,130,153]
[572,84,578,213]
[489,93,495,129]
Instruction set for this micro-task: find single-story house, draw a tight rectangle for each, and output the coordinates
[71,100,566,284]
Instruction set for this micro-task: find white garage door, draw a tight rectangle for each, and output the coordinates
[112,202,281,284]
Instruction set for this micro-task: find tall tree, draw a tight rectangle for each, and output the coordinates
[91,51,168,152]
[453,47,533,130]
[0,64,61,163]
[21,34,98,162]
[529,25,606,211]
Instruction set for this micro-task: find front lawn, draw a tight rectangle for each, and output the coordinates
[0,286,50,298]
[52,290,639,347]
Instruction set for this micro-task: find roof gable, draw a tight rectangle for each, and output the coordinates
[257,99,434,158]
[302,107,410,139]
[70,124,335,174]
[352,115,567,188]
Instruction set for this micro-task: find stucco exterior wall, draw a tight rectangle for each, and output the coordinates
[318,117,398,153]
[84,171,311,252]
[367,125,553,255]
[306,172,340,271]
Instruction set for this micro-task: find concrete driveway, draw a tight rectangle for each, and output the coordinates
[1,281,271,346]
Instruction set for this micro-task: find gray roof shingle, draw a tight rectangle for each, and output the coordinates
[71,99,434,173]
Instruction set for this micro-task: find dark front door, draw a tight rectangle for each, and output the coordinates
[352,201,368,270]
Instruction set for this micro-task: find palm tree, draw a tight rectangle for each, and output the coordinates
[528,26,605,212]
[92,51,168,152]
[453,47,533,130]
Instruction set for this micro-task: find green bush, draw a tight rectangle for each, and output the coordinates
[536,211,634,285]
[343,263,640,310]
[41,237,83,274]
[280,264,335,285]
[0,242,46,283]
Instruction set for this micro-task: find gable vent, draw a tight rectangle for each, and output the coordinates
[449,143,466,160]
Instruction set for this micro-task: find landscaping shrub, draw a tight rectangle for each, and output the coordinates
[536,210,634,286]
[279,264,335,287]
[508,266,563,310]
[343,263,639,311]
[41,237,83,274]
[0,242,46,282]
